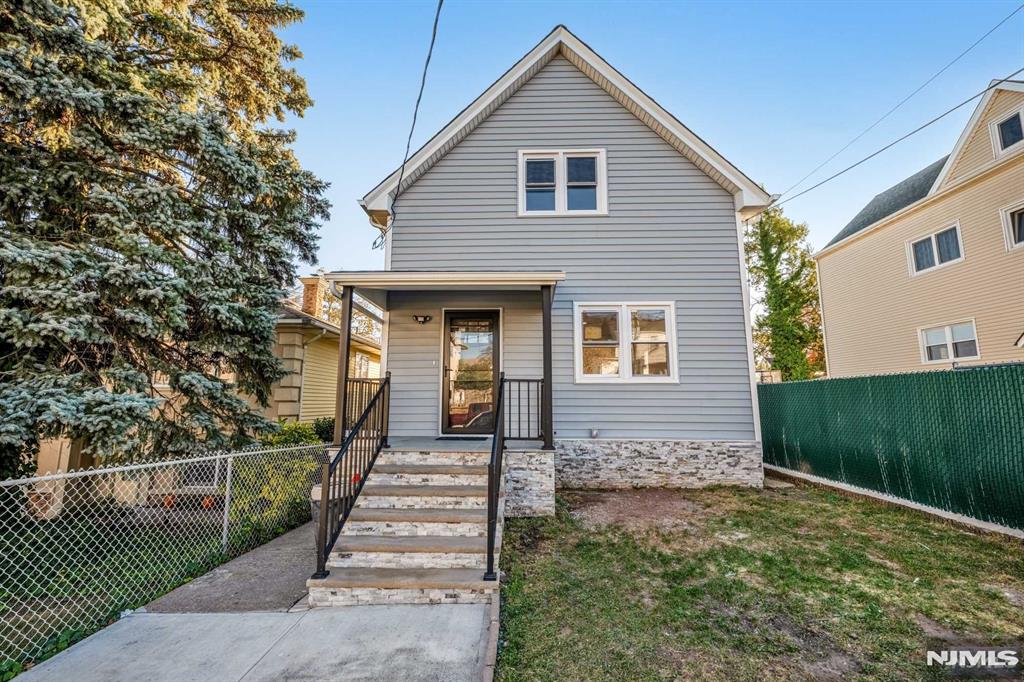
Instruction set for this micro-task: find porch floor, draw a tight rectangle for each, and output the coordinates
[385,436,543,452]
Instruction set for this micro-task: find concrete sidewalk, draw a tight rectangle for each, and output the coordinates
[20,606,491,681]
[20,523,493,681]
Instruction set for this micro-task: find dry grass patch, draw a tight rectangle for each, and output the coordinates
[496,483,1024,681]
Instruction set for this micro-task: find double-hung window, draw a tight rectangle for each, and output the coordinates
[518,150,607,216]
[574,302,677,382]
[908,224,963,274]
[920,320,980,364]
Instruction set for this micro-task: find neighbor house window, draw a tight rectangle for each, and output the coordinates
[518,149,607,216]
[574,302,677,382]
[999,199,1024,251]
[920,320,980,364]
[995,109,1024,152]
[908,224,963,274]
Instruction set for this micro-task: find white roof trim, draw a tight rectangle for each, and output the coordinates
[324,270,566,289]
[360,25,770,216]
[929,80,1024,194]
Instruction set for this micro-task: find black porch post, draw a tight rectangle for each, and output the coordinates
[332,284,354,445]
[541,284,554,450]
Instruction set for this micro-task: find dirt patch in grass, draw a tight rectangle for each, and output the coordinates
[497,485,1024,681]
[565,488,712,531]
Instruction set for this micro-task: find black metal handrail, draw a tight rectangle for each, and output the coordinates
[344,377,384,433]
[504,378,543,441]
[312,372,391,579]
[484,372,506,581]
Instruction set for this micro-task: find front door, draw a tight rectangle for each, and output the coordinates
[442,311,500,435]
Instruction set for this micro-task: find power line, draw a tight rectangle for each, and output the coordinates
[774,66,1024,209]
[373,0,444,250]
[777,2,1024,201]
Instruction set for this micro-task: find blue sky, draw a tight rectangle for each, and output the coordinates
[280,0,1024,273]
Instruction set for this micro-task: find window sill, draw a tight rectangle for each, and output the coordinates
[517,210,609,218]
[920,355,981,366]
[574,376,679,384]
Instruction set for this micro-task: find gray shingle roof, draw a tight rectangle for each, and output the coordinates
[824,155,949,248]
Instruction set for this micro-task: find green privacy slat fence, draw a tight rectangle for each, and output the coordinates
[758,363,1024,531]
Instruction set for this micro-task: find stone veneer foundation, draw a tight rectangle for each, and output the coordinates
[555,439,763,489]
[503,449,556,516]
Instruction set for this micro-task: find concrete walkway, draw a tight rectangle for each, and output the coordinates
[21,523,492,682]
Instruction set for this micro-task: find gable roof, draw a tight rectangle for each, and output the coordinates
[359,25,770,224]
[929,79,1024,192]
[819,80,1024,256]
[823,155,948,249]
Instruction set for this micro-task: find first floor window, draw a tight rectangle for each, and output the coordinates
[921,320,979,363]
[575,302,677,382]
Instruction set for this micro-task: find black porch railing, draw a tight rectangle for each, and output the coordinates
[344,377,384,433]
[484,372,506,581]
[504,378,543,441]
[312,373,391,579]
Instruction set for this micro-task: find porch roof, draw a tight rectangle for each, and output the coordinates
[323,270,565,308]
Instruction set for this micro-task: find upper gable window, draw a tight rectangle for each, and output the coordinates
[996,110,1024,152]
[518,150,607,216]
[908,224,963,275]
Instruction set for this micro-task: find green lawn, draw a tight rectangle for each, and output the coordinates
[496,483,1024,681]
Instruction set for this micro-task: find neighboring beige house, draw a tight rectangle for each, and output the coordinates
[816,80,1024,377]
[267,277,382,423]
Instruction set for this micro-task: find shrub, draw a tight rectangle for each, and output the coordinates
[311,417,335,443]
[260,421,320,447]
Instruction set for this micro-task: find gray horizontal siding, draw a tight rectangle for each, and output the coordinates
[387,56,754,440]
[386,291,541,437]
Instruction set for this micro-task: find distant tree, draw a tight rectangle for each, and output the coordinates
[744,207,824,381]
[0,0,329,469]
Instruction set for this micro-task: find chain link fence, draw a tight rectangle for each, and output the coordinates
[759,362,1024,531]
[0,443,330,673]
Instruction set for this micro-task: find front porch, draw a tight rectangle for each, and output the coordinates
[325,270,565,451]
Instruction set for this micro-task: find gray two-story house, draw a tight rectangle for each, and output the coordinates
[307,25,770,605]
[330,24,768,488]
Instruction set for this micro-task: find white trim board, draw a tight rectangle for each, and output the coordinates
[764,465,1024,540]
[359,25,770,220]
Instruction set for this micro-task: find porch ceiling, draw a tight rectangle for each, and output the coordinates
[323,270,565,308]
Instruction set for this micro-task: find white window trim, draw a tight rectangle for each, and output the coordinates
[917,318,981,365]
[517,149,608,217]
[989,105,1024,157]
[905,221,965,277]
[998,197,1024,252]
[573,301,678,384]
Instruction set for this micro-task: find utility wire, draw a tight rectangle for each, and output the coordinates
[774,66,1024,209]
[373,0,444,250]
[777,2,1024,201]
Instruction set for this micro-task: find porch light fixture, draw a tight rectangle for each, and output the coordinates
[413,315,432,325]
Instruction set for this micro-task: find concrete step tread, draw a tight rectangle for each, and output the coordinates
[372,464,488,476]
[347,508,487,523]
[335,535,486,554]
[309,567,495,590]
[361,484,487,497]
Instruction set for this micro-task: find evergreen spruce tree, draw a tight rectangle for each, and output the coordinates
[0,0,329,471]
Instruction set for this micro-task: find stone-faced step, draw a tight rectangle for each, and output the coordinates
[307,567,496,606]
[375,450,491,467]
[342,507,487,537]
[335,535,486,554]
[369,463,489,486]
[329,536,491,569]
[356,484,488,510]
